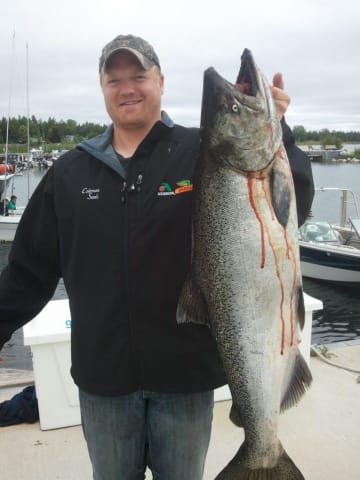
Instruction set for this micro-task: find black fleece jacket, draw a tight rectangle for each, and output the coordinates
[0,114,314,395]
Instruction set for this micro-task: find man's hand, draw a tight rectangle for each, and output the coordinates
[271,72,290,119]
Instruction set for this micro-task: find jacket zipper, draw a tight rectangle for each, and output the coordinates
[121,171,144,387]
[120,174,143,203]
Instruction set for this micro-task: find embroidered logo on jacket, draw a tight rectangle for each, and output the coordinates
[157,180,193,197]
[82,187,100,200]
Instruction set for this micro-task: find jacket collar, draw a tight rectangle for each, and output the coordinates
[77,111,174,178]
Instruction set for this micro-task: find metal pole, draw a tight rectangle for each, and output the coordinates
[26,41,30,200]
[340,189,348,227]
[3,31,15,202]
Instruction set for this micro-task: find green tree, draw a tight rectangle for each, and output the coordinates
[320,134,343,150]
[0,117,7,143]
[293,125,307,142]
[65,119,77,135]
[29,115,40,140]
[18,125,28,143]
[49,126,61,143]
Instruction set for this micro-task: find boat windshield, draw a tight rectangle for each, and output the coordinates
[350,218,360,239]
[299,221,340,243]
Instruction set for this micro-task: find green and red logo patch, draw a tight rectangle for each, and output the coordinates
[157,180,193,196]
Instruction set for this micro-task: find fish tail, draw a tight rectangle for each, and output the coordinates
[215,442,305,479]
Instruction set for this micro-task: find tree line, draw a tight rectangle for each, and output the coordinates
[1,116,360,149]
[292,125,360,149]
[0,116,108,146]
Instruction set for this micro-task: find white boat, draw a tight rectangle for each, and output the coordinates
[0,172,24,241]
[299,188,360,285]
[0,212,21,242]
[0,173,17,241]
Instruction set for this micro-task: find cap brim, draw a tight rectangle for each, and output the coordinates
[103,47,153,71]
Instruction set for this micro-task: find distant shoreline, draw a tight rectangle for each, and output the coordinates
[299,144,360,164]
[311,157,360,164]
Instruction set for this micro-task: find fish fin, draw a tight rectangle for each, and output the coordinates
[215,441,305,479]
[297,286,305,331]
[281,350,312,412]
[176,274,210,326]
[229,402,244,427]
[270,154,292,228]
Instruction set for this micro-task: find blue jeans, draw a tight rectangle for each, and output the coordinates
[79,389,214,480]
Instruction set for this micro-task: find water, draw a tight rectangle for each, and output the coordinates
[304,277,360,345]
[1,163,360,370]
[309,162,360,221]
[5,167,46,206]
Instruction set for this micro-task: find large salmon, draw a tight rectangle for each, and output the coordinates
[177,49,312,479]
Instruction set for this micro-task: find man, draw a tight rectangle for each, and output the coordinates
[0,35,314,479]
[7,195,17,212]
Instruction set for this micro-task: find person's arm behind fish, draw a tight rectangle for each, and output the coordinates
[237,72,315,226]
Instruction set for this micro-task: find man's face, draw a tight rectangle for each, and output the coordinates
[100,51,164,131]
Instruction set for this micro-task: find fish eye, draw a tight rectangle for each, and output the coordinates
[231,104,239,113]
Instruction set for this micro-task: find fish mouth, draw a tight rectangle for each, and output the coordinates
[236,48,259,97]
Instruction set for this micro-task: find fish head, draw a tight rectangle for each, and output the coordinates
[200,48,282,173]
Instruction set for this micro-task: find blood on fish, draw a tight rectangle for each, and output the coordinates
[262,219,286,354]
[247,173,291,354]
[247,175,266,268]
[261,178,275,222]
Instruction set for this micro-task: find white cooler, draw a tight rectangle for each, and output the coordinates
[23,299,80,430]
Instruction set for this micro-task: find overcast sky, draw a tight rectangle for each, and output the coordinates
[1,0,359,132]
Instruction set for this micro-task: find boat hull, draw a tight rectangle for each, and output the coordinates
[0,215,21,242]
[300,242,360,285]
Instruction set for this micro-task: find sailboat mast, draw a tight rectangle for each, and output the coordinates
[1,32,15,205]
[26,41,30,200]
[4,32,16,174]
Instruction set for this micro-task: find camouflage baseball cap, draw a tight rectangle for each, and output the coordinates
[99,34,161,73]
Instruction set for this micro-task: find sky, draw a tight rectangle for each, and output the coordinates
[1,0,359,132]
